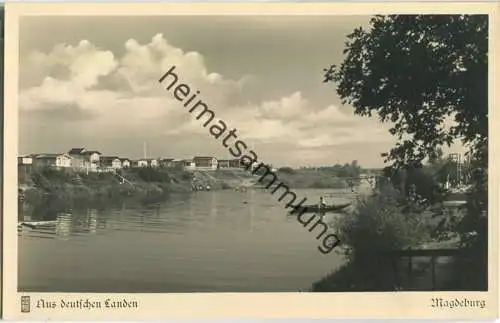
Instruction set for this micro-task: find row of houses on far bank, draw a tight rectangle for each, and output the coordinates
[17,148,259,173]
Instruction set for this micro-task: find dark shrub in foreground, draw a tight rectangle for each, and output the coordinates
[338,183,429,259]
[313,181,431,291]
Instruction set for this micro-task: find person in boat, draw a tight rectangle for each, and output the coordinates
[318,196,327,209]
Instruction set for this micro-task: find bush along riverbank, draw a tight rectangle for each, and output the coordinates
[310,174,483,292]
[311,181,434,291]
[263,162,363,190]
[18,166,235,207]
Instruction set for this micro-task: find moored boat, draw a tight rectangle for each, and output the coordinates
[18,221,58,229]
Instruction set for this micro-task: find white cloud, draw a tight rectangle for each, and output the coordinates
[298,134,335,148]
[215,93,393,147]
[20,33,395,163]
[258,91,306,120]
[303,104,354,125]
[19,34,247,132]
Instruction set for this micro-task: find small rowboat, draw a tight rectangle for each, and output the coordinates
[289,203,351,214]
[18,221,58,229]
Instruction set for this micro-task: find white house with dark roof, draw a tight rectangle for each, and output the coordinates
[67,148,102,170]
[18,155,33,165]
[120,158,131,168]
[169,159,196,170]
[193,156,218,170]
[183,159,196,170]
[34,154,72,168]
[100,156,122,170]
[133,159,149,168]
[159,158,175,168]
[217,158,242,169]
[145,158,159,167]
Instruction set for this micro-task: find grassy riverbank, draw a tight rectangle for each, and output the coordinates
[268,166,364,189]
[19,165,356,207]
[19,166,244,206]
[20,168,182,206]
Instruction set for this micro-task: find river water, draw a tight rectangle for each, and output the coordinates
[18,188,354,292]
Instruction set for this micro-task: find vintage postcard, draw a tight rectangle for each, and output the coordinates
[2,2,499,320]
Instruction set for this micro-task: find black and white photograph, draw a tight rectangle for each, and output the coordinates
[15,13,490,293]
[3,3,498,320]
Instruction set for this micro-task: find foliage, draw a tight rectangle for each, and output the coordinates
[275,168,347,189]
[325,14,489,233]
[134,167,172,183]
[325,14,488,290]
[23,167,194,207]
[31,172,51,189]
[220,181,232,190]
[312,260,395,292]
[313,182,431,291]
[382,163,447,205]
[302,160,362,179]
[325,15,487,167]
[251,164,274,176]
[332,160,362,178]
[180,172,192,181]
[277,166,295,174]
[35,167,73,183]
[336,181,430,259]
[308,179,345,189]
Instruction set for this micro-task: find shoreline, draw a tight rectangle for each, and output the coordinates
[18,165,361,207]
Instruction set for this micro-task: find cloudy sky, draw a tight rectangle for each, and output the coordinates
[18,15,460,168]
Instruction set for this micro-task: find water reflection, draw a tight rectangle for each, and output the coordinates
[19,190,345,240]
[19,189,351,293]
[249,189,255,232]
[55,213,71,237]
[19,206,104,240]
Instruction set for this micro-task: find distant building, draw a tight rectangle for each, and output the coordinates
[135,158,159,167]
[229,159,243,168]
[183,159,196,170]
[82,151,102,169]
[193,156,218,170]
[218,159,230,168]
[171,159,195,170]
[247,161,260,172]
[67,148,102,170]
[147,159,159,167]
[68,148,86,156]
[18,155,35,180]
[217,158,242,169]
[159,158,175,168]
[134,159,149,168]
[34,154,72,168]
[120,158,131,168]
[18,155,33,165]
[170,159,182,168]
[100,156,122,170]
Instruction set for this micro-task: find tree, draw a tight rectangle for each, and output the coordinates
[428,147,444,165]
[324,15,487,167]
[277,166,295,174]
[314,180,431,291]
[325,15,488,289]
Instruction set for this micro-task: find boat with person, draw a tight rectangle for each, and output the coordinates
[288,203,351,214]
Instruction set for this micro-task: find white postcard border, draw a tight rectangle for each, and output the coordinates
[3,2,499,320]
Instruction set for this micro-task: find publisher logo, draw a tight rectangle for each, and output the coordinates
[21,296,30,313]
